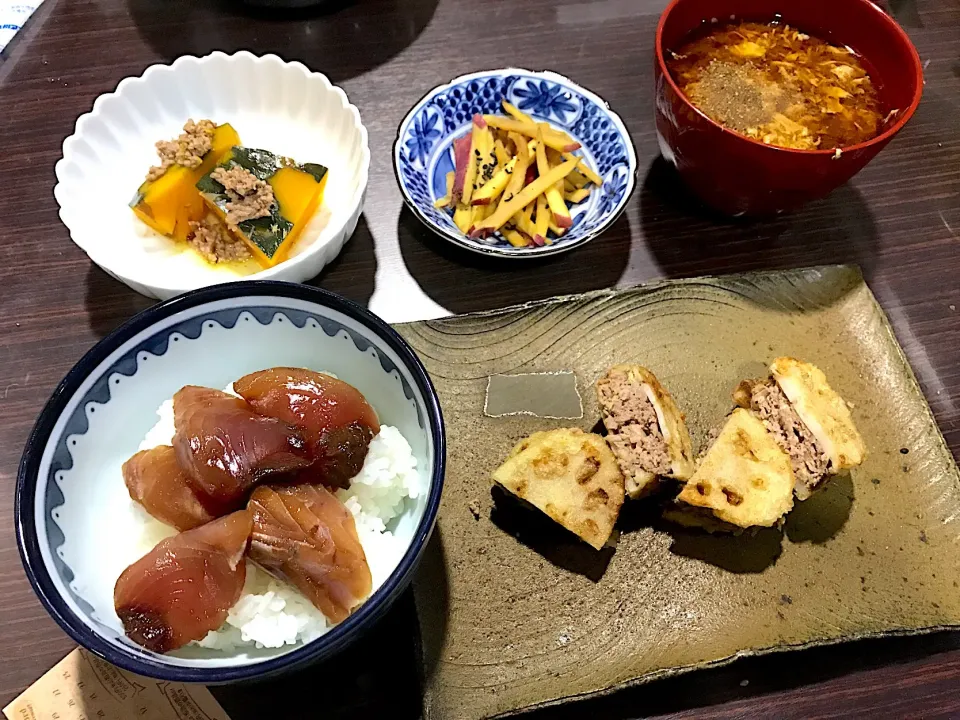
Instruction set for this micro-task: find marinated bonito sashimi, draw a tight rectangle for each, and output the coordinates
[247,484,372,623]
[110,367,423,655]
[235,367,380,438]
[172,386,312,504]
[285,422,376,490]
[307,421,376,489]
[123,445,221,531]
[114,511,253,652]
[234,368,379,487]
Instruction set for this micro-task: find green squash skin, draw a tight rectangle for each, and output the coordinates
[237,214,293,259]
[195,146,328,261]
[300,163,329,184]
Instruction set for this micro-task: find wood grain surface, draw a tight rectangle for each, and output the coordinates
[0,0,957,717]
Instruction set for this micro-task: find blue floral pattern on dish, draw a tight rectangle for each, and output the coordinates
[394,69,637,258]
[514,79,580,124]
[598,167,630,218]
[405,109,442,168]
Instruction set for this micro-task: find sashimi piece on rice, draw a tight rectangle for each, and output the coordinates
[115,379,424,652]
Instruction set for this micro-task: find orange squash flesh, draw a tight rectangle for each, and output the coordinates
[131,123,240,241]
[196,148,329,269]
[267,166,329,265]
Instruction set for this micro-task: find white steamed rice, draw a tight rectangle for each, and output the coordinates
[125,384,423,651]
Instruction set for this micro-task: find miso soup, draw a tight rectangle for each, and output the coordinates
[667,20,891,151]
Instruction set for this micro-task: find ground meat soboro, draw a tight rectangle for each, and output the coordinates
[147,119,216,182]
[188,214,251,264]
[740,378,830,498]
[597,371,672,492]
[211,166,276,228]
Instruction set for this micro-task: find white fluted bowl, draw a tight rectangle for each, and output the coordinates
[54,52,369,300]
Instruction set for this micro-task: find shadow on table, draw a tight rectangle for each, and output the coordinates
[663,523,785,574]
[513,629,960,719]
[304,213,378,308]
[210,588,424,720]
[412,527,451,687]
[84,264,156,339]
[126,0,439,84]
[489,485,615,583]
[616,491,784,575]
[397,205,633,316]
[784,472,855,545]
[887,0,923,28]
[639,157,880,283]
[83,213,376,339]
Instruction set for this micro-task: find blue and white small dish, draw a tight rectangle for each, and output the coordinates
[16,281,445,682]
[394,68,638,258]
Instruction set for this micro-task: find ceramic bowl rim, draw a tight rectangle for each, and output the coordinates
[392,67,639,259]
[15,280,445,683]
[654,0,924,156]
[53,50,371,296]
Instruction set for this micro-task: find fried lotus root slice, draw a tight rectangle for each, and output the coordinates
[492,428,625,550]
[675,409,794,529]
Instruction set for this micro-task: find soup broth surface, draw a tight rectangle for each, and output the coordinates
[667,21,889,150]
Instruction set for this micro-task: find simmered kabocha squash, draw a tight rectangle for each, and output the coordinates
[196,147,328,268]
[130,123,240,242]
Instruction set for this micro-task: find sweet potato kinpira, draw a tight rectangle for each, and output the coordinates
[470,158,580,237]
[473,155,520,206]
[536,128,573,229]
[483,115,581,152]
[440,98,604,248]
[451,136,472,204]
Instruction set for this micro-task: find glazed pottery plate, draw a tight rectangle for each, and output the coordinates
[396,266,960,719]
[394,68,637,257]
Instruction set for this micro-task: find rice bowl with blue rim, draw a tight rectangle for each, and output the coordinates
[394,68,638,257]
[15,281,445,682]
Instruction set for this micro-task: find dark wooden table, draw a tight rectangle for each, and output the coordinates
[1,0,958,717]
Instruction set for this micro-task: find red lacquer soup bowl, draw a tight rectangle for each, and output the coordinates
[654,0,923,216]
